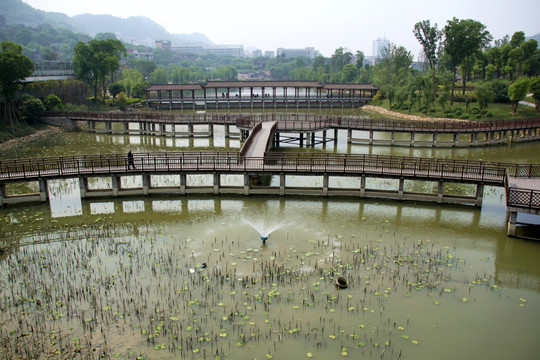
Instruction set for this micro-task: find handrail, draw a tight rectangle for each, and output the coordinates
[1,152,537,185]
[45,111,540,134]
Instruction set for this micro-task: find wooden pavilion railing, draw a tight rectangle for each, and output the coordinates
[45,111,540,134]
[1,152,538,186]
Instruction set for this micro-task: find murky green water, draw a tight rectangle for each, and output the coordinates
[1,111,540,359]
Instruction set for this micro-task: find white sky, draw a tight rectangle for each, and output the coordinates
[23,0,540,58]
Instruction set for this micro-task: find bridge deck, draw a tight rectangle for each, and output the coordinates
[242,122,277,158]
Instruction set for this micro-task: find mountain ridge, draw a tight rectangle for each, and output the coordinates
[0,0,212,46]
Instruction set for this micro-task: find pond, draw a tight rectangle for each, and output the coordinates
[1,110,539,359]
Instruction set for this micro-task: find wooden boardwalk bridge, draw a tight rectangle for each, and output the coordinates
[8,110,540,238]
[43,111,540,148]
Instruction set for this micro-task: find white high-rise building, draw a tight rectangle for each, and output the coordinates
[372,37,390,58]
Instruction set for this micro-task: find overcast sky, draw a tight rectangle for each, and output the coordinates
[24,0,540,58]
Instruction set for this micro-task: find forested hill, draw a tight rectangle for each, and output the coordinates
[0,0,74,29]
[72,14,211,45]
[0,0,211,46]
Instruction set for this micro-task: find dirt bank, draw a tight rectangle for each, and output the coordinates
[0,126,64,153]
[363,105,467,122]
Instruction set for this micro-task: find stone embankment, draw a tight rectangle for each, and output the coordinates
[363,105,467,122]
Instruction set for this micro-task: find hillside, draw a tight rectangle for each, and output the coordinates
[0,0,211,46]
[72,14,210,46]
[527,33,540,43]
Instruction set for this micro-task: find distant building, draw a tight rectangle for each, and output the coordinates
[264,51,275,58]
[237,71,271,80]
[252,49,263,58]
[155,40,171,49]
[127,49,153,60]
[154,41,244,57]
[372,37,390,58]
[276,47,318,59]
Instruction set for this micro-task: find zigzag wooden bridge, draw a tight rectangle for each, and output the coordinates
[1,151,539,237]
[43,111,540,148]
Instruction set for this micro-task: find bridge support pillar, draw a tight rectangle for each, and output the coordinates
[280,173,285,196]
[274,132,280,148]
[507,211,517,236]
[391,131,395,145]
[347,129,352,144]
[142,174,150,196]
[79,177,88,199]
[475,183,484,207]
[410,132,415,147]
[398,178,404,199]
[214,173,220,195]
[244,174,250,195]
[323,174,328,196]
[453,133,459,147]
[473,133,479,146]
[160,124,166,136]
[369,130,374,145]
[209,124,214,137]
[112,176,120,197]
[39,179,48,202]
[360,175,366,198]
[225,125,230,138]
[106,121,113,134]
[437,180,444,204]
[180,173,186,195]
[0,183,6,207]
[188,124,194,137]
[123,122,129,135]
[432,133,438,147]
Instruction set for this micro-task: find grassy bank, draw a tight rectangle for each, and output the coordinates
[374,99,539,121]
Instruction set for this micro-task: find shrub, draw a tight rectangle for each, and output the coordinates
[43,94,64,111]
[486,112,493,117]
[461,114,469,119]
[471,108,480,114]
[17,94,45,123]
[455,110,463,116]
[474,114,481,119]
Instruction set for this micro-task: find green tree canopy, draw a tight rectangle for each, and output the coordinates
[508,77,530,113]
[0,41,34,132]
[442,18,491,103]
[73,39,126,100]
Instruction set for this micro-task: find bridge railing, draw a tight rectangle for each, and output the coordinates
[2,152,530,185]
[507,188,540,209]
[43,111,540,133]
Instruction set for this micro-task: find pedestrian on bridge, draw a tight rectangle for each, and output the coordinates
[127,150,136,169]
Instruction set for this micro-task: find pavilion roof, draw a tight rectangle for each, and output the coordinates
[144,84,203,91]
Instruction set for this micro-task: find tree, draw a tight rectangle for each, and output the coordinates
[442,18,491,104]
[108,82,124,98]
[529,75,540,110]
[149,66,168,84]
[413,20,441,106]
[508,77,530,114]
[121,68,144,97]
[355,50,365,71]
[17,94,45,123]
[473,82,495,111]
[0,41,34,133]
[73,39,126,100]
[43,94,64,111]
